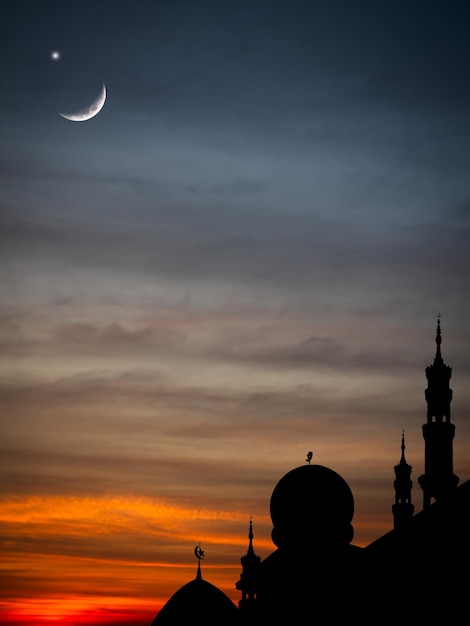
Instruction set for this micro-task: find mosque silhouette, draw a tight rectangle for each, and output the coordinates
[151,319,469,624]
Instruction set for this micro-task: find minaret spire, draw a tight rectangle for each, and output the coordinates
[435,314,443,361]
[236,517,261,618]
[418,317,459,509]
[392,430,414,529]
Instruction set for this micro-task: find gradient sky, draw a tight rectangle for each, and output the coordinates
[1,1,470,624]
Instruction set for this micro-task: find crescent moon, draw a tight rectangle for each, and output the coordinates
[59,83,107,122]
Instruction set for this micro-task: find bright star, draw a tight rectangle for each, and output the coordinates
[51,50,61,61]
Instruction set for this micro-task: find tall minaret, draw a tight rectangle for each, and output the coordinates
[392,431,414,529]
[236,518,261,618]
[417,317,459,509]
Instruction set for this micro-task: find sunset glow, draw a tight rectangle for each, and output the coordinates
[2,1,470,624]
[0,602,155,626]
[0,494,272,623]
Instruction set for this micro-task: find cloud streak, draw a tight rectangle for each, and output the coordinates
[1,1,470,624]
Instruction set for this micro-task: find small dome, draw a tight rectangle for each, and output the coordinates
[151,575,239,626]
[270,464,355,548]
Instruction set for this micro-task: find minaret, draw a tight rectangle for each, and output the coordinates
[417,317,459,509]
[392,431,414,529]
[236,518,261,618]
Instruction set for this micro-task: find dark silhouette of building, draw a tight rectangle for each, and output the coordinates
[365,318,468,623]
[246,463,365,623]
[418,316,459,508]
[151,546,239,626]
[392,430,414,530]
[150,319,469,624]
[235,517,261,621]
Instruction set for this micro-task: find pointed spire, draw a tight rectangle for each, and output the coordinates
[425,315,452,424]
[394,431,413,497]
[236,518,261,609]
[434,313,443,364]
[194,544,204,580]
[400,429,406,463]
[392,430,414,530]
[243,516,258,559]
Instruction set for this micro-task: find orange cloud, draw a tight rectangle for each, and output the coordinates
[0,494,272,624]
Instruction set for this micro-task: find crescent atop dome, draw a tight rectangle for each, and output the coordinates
[194,545,205,560]
[59,83,107,122]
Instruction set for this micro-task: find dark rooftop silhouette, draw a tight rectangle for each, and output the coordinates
[150,319,470,624]
[151,545,238,625]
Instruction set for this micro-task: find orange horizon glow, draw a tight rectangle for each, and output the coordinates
[0,493,272,625]
[1,491,390,624]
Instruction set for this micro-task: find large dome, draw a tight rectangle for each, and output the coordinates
[270,464,355,548]
[151,573,239,626]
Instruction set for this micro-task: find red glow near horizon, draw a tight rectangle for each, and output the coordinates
[0,494,254,626]
[0,490,389,626]
[1,598,161,626]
